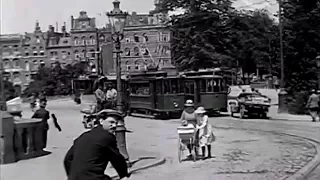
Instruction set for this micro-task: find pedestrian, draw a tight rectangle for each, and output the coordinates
[63,114,131,180]
[39,90,47,101]
[306,89,320,122]
[95,83,106,112]
[31,99,62,148]
[180,99,198,158]
[195,106,215,159]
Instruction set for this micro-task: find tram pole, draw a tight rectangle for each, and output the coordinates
[107,0,130,165]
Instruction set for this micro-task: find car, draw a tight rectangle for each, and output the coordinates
[229,92,271,119]
[6,97,23,118]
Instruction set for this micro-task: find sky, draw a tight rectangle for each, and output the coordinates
[0,0,278,34]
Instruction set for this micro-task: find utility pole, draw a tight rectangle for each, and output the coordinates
[278,0,288,113]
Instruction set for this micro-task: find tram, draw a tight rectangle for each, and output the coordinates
[128,69,229,119]
[71,74,129,111]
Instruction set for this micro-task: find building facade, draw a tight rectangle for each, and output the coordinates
[0,33,24,94]
[46,24,73,67]
[116,2,172,74]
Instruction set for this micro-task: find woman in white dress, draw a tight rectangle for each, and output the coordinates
[195,107,215,159]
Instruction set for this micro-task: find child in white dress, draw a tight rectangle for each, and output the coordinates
[195,107,215,159]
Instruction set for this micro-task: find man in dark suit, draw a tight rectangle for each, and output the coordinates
[63,114,130,180]
[31,99,61,148]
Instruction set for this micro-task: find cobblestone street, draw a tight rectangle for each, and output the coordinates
[126,117,317,180]
[2,100,319,180]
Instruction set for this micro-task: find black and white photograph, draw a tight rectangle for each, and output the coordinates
[1,0,320,179]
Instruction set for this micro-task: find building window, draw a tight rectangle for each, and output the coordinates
[3,45,8,48]
[162,46,170,55]
[142,33,148,42]
[13,45,19,48]
[13,59,19,68]
[33,60,38,70]
[3,59,10,69]
[125,38,130,43]
[25,52,29,56]
[89,49,95,58]
[63,40,68,44]
[25,75,30,81]
[33,52,38,56]
[142,48,149,56]
[32,46,37,50]
[81,36,86,45]
[74,50,80,60]
[134,34,139,42]
[13,72,20,81]
[39,46,44,50]
[74,37,79,45]
[25,61,30,71]
[124,48,131,56]
[40,51,45,56]
[89,36,96,45]
[133,47,139,56]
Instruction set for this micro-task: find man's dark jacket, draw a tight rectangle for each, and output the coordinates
[63,125,129,180]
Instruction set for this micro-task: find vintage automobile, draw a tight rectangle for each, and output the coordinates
[229,92,271,119]
[6,97,23,118]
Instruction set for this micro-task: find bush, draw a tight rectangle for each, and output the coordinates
[287,91,309,115]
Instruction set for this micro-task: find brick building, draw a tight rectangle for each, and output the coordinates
[109,1,173,74]
[46,23,73,67]
[0,21,47,94]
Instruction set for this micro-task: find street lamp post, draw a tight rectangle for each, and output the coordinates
[96,28,105,76]
[107,0,130,163]
[316,56,320,90]
[278,0,288,113]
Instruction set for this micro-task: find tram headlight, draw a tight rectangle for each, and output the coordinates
[173,102,179,108]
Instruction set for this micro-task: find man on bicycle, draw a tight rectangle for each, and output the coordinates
[64,114,130,180]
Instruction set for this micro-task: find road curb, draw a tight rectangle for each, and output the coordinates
[111,157,166,179]
[212,125,320,180]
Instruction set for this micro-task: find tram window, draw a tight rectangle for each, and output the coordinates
[130,83,150,95]
[213,79,220,92]
[207,79,213,92]
[200,79,206,92]
[171,79,178,93]
[164,80,170,94]
[185,81,195,94]
[155,80,162,94]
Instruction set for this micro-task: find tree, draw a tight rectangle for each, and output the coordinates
[160,0,235,70]
[160,0,278,77]
[280,0,320,113]
[3,80,16,101]
[23,62,86,97]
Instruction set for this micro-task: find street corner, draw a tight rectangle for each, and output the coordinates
[106,148,166,179]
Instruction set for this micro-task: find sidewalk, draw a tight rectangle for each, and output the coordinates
[269,105,312,122]
[0,104,165,180]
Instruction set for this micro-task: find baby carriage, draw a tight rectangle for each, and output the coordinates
[177,124,198,162]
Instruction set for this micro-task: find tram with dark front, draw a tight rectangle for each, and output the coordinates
[128,69,229,119]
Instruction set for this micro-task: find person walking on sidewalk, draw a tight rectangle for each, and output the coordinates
[63,115,130,180]
[195,107,215,159]
[306,89,320,122]
[31,99,62,148]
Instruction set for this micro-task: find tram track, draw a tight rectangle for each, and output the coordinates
[211,124,320,180]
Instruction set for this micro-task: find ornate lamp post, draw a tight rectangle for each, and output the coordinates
[107,0,130,164]
[278,0,288,113]
[316,55,320,90]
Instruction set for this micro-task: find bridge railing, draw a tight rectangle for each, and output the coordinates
[0,113,48,164]
[14,119,46,161]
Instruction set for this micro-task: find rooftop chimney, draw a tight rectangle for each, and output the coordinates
[71,16,74,29]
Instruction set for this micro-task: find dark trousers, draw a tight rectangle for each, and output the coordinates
[42,123,49,149]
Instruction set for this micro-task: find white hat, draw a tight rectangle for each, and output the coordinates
[194,106,206,114]
[184,99,194,107]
